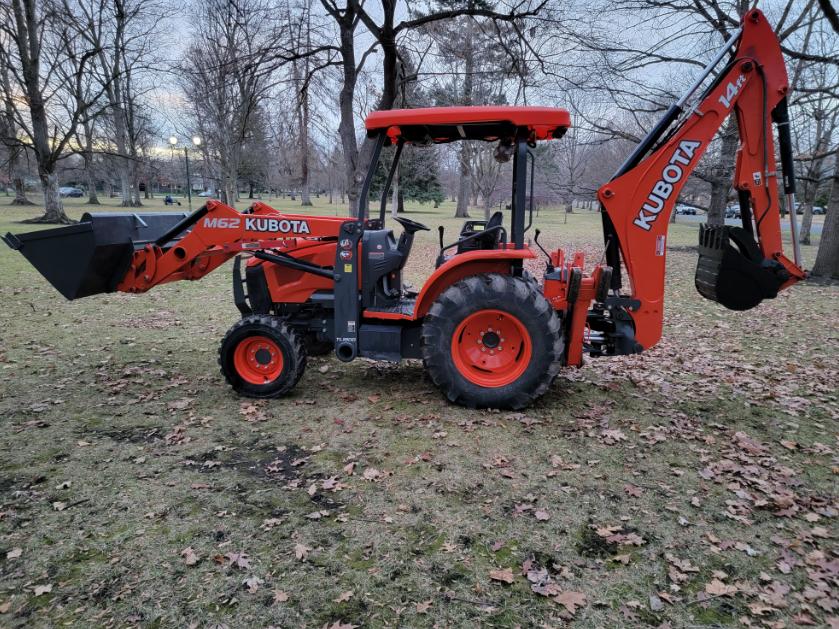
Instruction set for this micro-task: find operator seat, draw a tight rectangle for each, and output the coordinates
[456,211,505,253]
[361,216,429,308]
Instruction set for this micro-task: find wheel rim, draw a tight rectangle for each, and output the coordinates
[233,335,284,385]
[451,309,532,387]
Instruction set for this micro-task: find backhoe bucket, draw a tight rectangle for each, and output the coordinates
[695,224,788,311]
[2,212,189,300]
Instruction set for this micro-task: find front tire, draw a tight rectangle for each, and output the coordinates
[219,315,306,398]
[421,273,563,409]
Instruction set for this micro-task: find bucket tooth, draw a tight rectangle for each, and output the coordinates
[2,211,190,300]
[695,224,788,311]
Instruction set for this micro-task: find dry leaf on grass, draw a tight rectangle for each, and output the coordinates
[362,467,381,481]
[554,591,587,614]
[180,547,199,566]
[33,584,52,596]
[225,552,251,570]
[415,600,432,613]
[294,543,311,561]
[6,548,22,560]
[489,567,515,584]
[243,576,263,593]
[273,590,289,604]
[705,579,738,596]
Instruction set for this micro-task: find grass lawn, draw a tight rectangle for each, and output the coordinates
[0,194,836,627]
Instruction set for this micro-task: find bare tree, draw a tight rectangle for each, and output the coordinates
[811,149,839,278]
[0,0,104,223]
[181,0,288,205]
[0,55,33,205]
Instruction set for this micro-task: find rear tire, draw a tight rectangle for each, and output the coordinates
[421,273,563,409]
[219,315,306,398]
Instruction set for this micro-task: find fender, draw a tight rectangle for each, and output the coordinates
[413,248,537,319]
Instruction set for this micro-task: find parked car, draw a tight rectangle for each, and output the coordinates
[675,204,700,215]
[794,203,826,215]
[59,186,83,198]
[725,205,740,219]
[197,190,214,197]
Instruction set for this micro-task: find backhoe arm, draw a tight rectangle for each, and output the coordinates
[597,8,806,351]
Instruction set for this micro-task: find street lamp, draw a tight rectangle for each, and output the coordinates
[168,135,202,210]
[168,136,177,196]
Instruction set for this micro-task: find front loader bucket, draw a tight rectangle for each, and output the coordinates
[695,224,788,311]
[2,211,189,300]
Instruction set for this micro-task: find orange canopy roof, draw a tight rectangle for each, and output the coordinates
[364,106,571,144]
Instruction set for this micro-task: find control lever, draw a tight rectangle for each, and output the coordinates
[534,229,554,272]
[435,226,446,268]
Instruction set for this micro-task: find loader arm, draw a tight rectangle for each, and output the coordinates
[116,200,346,294]
[597,8,806,351]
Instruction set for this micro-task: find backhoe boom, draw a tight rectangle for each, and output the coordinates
[597,8,806,350]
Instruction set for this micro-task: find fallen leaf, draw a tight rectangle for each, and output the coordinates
[415,600,432,614]
[489,567,515,584]
[705,579,737,597]
[534,509,551,521]
[333,590,353,603]
[624,483,643,497]
[243,576,263,593]
[33,584,52,596]
[6,548,22,560]
[554,590,587,614]
[362,467,381,481]
[294,543,311,561]
[600,429,627,445]
[180,547,199,566]
[52,502,66,511]
[225,551,251,570]
[273,590,289,604]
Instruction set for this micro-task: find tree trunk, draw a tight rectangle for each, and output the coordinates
[391,168,399,218]
[12,176,33,205]
[335,9,360,216]
[25,172,70,224]
[811,150,839,279]
[707,117,739,226]
[82,149,99,205]
[798,111,833,245]
[295,32,313,207]
[799,205,813,246]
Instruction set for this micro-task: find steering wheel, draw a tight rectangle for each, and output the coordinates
[394,216,430,234]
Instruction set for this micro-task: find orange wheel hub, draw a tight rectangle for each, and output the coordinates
[233,335,284,385]
[451,309,532,387]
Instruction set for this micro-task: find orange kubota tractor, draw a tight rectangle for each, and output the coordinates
[4,9,806,409]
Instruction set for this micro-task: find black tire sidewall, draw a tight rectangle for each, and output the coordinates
[220,317,302,398]
[422,274,562,409]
